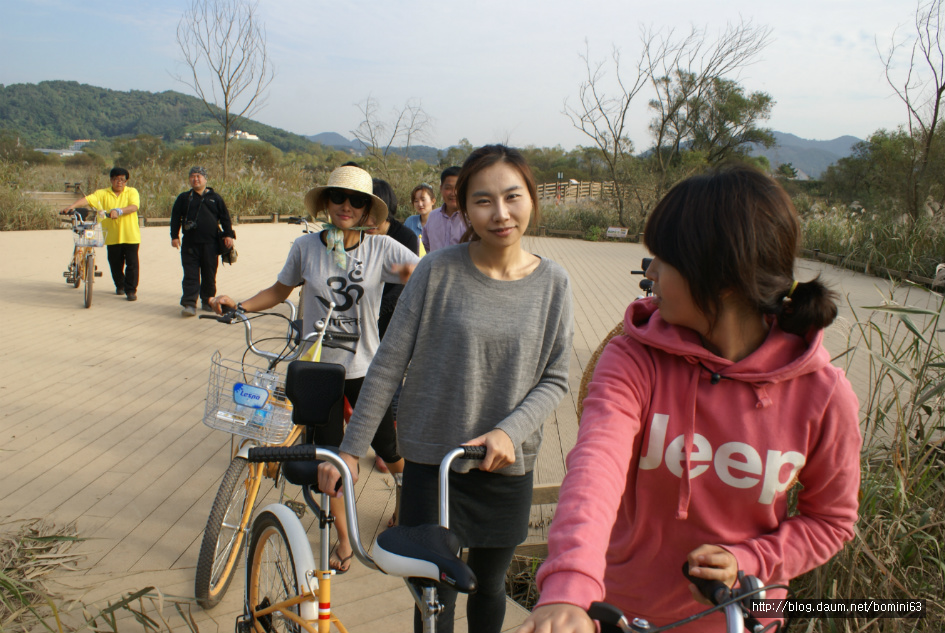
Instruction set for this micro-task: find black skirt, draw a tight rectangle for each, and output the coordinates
[399,460,533,548]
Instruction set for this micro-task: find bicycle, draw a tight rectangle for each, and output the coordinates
[587,563,780,633]
[632,257,653,298]
[59,207,105,308]
[237,418,486,633]
[193,302,358,609]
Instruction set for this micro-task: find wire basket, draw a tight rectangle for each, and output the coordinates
[203,351,295,443]
[73,222,105,247]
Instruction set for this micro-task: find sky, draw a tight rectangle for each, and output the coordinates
[0,0,923,151]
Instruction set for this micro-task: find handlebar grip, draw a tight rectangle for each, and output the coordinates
[198,310,239,323]
[460,445,487,460]
[587,602,626,633]
[682,561,730,605]
[247,444,318,463]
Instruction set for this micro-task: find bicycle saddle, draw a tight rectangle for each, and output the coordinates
[373,525,477,593]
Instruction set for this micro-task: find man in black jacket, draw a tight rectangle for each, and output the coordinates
[170,166,236,316]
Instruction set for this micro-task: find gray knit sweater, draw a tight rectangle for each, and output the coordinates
[339,244,573,475]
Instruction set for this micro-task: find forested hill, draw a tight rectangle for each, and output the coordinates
[0,80,320,153]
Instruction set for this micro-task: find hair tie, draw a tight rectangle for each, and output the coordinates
[782,280,799,306]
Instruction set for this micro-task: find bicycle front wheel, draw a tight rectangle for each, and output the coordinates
[72,248,82,288]
[83,251,94,308]
[246,510,301,632]
[195,456,258,609]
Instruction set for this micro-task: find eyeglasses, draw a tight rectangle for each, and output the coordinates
[328,189,370,209]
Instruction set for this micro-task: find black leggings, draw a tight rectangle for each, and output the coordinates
[311,376,400,463]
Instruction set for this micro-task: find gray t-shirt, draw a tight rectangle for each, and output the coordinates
[340,244,574,475]
[277,232,419,378]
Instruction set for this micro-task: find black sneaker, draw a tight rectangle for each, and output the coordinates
[116,288,124,295]
[200,302,213,312]
[126,293,137,301]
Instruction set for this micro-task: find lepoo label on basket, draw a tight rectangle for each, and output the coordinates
[233,383,269,409]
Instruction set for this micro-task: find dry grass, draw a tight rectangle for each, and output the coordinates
[0,519,200,633]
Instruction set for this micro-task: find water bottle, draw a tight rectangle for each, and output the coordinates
[250,371,278,427]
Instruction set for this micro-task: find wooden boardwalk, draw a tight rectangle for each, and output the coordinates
[0,223,940,632]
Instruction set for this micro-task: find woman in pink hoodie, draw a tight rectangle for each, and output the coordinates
[520,165,861,632]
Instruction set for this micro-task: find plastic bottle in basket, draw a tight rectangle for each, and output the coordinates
[250,371,278,427]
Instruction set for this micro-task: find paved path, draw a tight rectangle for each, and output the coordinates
[0,224,941,631]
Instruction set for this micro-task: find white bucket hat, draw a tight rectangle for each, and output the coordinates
[303,166,388,226]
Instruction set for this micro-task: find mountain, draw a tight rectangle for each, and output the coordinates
[751,131,861,179]
[307,132,365,151]
[306,132,441,164]
[0,80,323,154]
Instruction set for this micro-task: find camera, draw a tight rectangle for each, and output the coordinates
[184,219,198,231]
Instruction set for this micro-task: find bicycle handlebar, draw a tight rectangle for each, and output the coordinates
[589,563,772,633]
[245,445,487,576]
[197,301,318,365]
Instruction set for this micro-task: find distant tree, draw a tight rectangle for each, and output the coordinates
[114,135,166,169]
[777,162,799,179]
[175,0,275,181]
[684,77,775,162]
[878,0,945,215]
[438,138,474,169]
[565,21,771,225]
[563,38,653,225]
[350,96,433,180]
[647,20,772,191]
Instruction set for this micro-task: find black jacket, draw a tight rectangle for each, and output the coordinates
[171,187,236,244]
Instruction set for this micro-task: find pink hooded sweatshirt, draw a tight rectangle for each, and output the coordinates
[536,298,861,630]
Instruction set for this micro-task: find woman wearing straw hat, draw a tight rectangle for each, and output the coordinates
[211,164,419,572]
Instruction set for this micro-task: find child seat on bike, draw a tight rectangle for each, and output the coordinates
[280,360,347,486]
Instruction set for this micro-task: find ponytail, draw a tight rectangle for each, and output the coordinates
[774,275,839,336]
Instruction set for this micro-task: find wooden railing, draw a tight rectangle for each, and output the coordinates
[536,181,615,201]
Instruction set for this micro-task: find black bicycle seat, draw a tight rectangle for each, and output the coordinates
[373,525,477,593]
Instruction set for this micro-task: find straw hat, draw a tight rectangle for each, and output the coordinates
[303,166,388,226]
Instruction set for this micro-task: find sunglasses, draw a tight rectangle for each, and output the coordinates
[328,188,371,209]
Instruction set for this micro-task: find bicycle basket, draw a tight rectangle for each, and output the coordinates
[73,222,105,247]
[203,351,294,443]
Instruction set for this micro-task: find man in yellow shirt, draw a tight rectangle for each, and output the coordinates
[63,167,142,300]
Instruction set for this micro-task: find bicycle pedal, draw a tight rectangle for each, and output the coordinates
[234,613,254,633]
[285,500,306,518]
[94,271,103,277]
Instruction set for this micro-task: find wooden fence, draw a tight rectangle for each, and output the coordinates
[536,181,615,201]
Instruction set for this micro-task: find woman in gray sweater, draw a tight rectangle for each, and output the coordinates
[319,145,574,633]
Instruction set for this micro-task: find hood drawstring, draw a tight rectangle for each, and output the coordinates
[754,384,772,409]
[675,367,701,520]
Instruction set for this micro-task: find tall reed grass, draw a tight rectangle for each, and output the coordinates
[787,288,945,632]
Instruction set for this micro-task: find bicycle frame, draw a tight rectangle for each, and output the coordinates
[241,447,484,633]
[195,302,337,609]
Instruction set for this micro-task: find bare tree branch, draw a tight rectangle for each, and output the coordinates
[175,0,275,180]
[351,97,433,179]
[879,0,945,216]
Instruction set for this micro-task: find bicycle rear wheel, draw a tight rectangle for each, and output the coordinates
[83,251,94,308]
[195,456,258,609]
[246,510,300,632]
